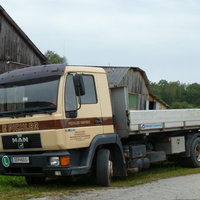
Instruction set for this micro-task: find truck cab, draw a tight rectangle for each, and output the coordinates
[0,64,126,186]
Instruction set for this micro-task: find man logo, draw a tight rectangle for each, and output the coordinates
[11,137,28,149]
[12,137,29,143]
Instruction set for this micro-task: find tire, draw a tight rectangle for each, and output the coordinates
[96,149,113,186]
[189,137,200,167]
[25,176,45,186]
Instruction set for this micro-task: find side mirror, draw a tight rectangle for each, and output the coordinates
[73,74,85,96]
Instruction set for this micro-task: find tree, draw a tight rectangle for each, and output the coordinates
[150,80,200,109]
[186,83,200,107]
[171,101,193,109]
[45,50,67,64]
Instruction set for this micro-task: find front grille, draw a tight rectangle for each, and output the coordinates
[5,167,21,174]
[24,167,43,173]
[2,133,42,150]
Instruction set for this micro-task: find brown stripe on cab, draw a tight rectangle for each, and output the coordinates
[0,117,113,133]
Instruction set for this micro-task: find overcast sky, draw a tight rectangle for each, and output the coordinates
[1,0,200,83]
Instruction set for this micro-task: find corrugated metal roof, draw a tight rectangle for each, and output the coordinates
[102,67,130,87]
[100,66,152,94]
[102,66,169,108]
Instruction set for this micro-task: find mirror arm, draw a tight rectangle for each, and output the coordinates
[66,95,82,118]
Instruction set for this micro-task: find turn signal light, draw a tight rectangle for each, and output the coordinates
[124,152,128,157]
[60,156,70,166]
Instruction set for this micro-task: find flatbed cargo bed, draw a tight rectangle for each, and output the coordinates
[129,109,200,134]
[111,87,200,137]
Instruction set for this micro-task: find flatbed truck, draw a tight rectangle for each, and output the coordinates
[0,64,200,186]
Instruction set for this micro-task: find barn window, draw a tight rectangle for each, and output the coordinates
[128,93,138,110]
[147,101,160,110]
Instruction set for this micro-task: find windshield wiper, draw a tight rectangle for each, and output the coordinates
[13,112,33,118]
[0,106,57,118]
[26,106,57,115]
[0,113,15,118]
[0,111,33,118]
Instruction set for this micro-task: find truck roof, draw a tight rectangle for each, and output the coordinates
[0,64,107,85]
[0,64,66,85]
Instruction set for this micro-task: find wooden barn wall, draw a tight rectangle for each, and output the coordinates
[118,69,149,110]
[0,12,43,74]
[149,95,168,110]
[0,62,24,74]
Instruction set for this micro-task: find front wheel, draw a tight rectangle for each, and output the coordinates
[96,148,113,186]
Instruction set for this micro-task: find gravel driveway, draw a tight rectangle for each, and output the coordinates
[30,174,200,200]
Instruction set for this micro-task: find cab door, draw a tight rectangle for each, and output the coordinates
[65,73,103,149]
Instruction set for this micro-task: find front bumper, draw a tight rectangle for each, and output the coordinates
[0,151,87,177]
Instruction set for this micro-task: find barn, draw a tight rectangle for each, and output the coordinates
[101,66,168,110]
[0,6,45,74]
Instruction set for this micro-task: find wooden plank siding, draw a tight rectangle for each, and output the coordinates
[118,69,149,110]
[0,6,45,74]
[101,66,168,110]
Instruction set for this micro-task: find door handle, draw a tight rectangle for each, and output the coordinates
[65,128,75,132]
[94,119,103,125]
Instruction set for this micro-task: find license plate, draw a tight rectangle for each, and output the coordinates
[11,156,30,164]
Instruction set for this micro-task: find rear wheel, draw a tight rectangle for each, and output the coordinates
[25,176,45,186]
[189,138,200,167]
[96,149,113,186]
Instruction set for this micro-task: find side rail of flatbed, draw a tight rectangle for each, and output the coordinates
[129,109,200,135]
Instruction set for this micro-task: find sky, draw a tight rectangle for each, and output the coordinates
[0,0,200,83]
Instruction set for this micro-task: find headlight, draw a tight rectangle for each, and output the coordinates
[49,157,60,166]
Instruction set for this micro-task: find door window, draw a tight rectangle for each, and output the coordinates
[65,75,77,111]
[81,75,97,104]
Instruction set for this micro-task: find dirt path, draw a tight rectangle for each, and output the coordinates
[30,174,200,200]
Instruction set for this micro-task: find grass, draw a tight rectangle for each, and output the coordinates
[1,162,200,200]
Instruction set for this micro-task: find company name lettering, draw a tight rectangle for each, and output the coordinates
[2,122,39,133]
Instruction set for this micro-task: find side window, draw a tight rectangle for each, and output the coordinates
[81,75,97,104]
[128,93,138,110]
[65,75,77,111]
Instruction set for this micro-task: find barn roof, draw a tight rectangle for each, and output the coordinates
[0,6,46,62]
[100,66,152,94]
[97,66,169,108]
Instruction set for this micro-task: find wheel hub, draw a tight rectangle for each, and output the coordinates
[194,143,200,162]
[108,160,113,177]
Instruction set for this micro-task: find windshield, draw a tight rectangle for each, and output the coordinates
[0,77,60,117]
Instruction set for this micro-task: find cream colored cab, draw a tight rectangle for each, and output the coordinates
[0,66,114,152]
